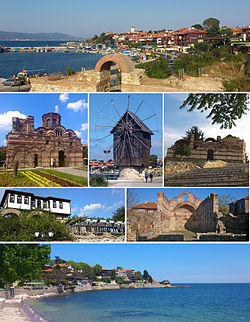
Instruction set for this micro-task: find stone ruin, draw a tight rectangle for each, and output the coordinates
[127,190,248,241]
[166,134,246,164]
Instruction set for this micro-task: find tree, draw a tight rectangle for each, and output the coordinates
[143,269,152,283]
[192,24,204,30]
[175,144,192,157]
[93,264,102,276]
[150,154,158,165]
[127,189,139,209]
[0,244,51,288]
[203,18,220,36]
[54,256,66,264]
[179,94,249,129]
[112,206,125,222]
[218,194,235,215]
[183,126,205,141]
[65,67,75,76]
[137,271,143,280]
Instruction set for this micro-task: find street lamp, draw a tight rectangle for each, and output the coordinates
[34,230,54,241]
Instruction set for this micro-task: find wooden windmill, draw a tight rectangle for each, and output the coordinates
[95,96,155,172]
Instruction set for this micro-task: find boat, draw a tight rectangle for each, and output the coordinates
[0,46,4,53]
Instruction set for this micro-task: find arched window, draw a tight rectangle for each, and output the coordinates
[58,141,61,146]
[47,119,50,127]
[183,194,188,201]
[46,140,49,145]
[70,142,72,147]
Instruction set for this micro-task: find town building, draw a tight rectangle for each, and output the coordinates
[6,112,83,169]
[166,134,246,163]
[0,189,71,221]
[229,196,249,215]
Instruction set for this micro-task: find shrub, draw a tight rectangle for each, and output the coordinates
[90,175,108,187]
[175,144,192,157]
[137,57,171,79]
[65,67,75,76]
[47,73,64,81]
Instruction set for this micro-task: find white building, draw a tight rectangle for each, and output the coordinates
[0,189,71,221]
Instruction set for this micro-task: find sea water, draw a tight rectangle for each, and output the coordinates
[0,51,103,78]
[29,284,250,322]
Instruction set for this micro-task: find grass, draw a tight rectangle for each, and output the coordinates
[37,169,88,187]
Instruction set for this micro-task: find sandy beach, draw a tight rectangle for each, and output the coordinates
[0,306,31,322]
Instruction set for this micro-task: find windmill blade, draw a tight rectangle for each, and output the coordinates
[111,99,121,118]
[142,113,156,122]
[127,95,130,111]
[113,131,125,150]
[96,133,112,141]
[131,132,149,149]
[96,125,114,128]
[100,112,117,124]
[134,100,143,115]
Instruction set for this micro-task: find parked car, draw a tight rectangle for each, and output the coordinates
[3,78,22,86]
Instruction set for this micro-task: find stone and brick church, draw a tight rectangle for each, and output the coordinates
[127,191,248,241]
[6,112,83,169]
[166,134,246,163]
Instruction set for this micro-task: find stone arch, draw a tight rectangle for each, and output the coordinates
[95,54,135,74]
[0,209,21,218]
[173,203,198,232]
[207,149,214,161]
[94,54,143,92]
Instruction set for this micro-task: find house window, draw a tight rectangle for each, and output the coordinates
[47,119,50,127]
[53,119,56,127]
[17,195,22,204]
[9,194,15,203]
[53,201,57,208]
[58,141,61,146]
[37,200,41,208]
[24,196,29,205]
[59,201,63,209]
[31,199,35,208]
[43,201,47,209]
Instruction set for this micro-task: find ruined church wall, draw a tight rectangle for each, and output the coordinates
[196,193,218,232]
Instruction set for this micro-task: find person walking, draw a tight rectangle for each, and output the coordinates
[149,172,153,183]
[53,158,56,169]
[145,171,149,183]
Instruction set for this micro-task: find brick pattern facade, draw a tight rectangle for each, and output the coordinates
[6,112,83,169]
[166,134,246,163]
[127,191,225,241]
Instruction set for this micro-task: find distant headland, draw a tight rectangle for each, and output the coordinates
[0,31,82,41]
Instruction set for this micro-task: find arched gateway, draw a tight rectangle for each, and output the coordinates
[94,54,144,92]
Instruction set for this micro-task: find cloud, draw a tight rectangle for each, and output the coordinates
[55,105,59,113]
[81,123,88,131]
[82,203,105,214]
[67,99,88,112]
[104,200,123,212]
[0,111,27,132]
[59,93,69,103]
[74,130,81,138]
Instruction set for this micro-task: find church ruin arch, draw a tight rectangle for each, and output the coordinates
[0,209,21,218]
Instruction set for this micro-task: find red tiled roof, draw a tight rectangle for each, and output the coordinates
[132,202,157,210]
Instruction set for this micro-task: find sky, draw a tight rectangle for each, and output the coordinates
[1,1,250,37]
[128,188,249,205]
[49,243,250,283]
[89,93,163,160]
[0,188,125,219]
[0,93,88,145]
[164,94,250,156]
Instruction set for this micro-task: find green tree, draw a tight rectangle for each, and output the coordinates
[54,256,66,264]
[150,154,158,165]
[218,194,235,215]
[136,271,143,280]
[0,149,6,161]
[112,206,125,222]
[203,18,220,36]
[43,267,68,286]
[93,264,102,276]
[175,144,192,157]
[65,67,75,76]
[183,126,205,141]
[0,244,51,288]
[179,94,249,129]
[191,24,204,30]
[137,57,171,79]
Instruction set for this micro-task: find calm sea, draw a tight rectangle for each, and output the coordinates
[0,42,102,78]
[29,284,250,322]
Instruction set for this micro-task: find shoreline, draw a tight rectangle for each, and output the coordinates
[0,283,174,322]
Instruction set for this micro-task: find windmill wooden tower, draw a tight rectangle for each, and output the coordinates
[109,99,154,171]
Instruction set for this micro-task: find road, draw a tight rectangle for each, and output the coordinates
[0,80,31,92]
[108,176,163,187]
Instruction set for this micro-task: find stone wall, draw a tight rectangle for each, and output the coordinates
[166,135,246,163]
[127,191,228,241]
